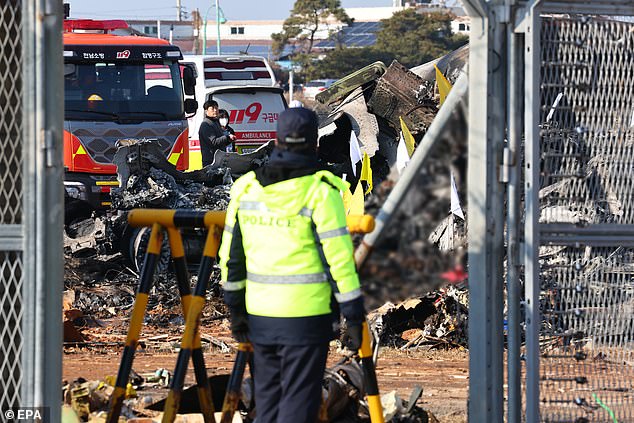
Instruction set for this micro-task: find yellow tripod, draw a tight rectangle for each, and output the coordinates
[106,210,225,423]
[106,210,384,423]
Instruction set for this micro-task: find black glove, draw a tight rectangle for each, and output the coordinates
[230,312,249,343]
[343,323,363,351]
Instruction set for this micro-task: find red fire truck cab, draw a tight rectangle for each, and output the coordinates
[63,19,197,230]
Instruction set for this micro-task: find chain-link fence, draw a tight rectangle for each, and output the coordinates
[0,0,24,414]
[536,16,634,422]
[464,2,634,420]
[0,1,63,420]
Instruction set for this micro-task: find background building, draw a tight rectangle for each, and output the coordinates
[125,4,468,57]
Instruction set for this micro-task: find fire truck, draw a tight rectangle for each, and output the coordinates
[63,19,197,233]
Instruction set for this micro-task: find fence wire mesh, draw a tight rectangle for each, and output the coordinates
[0,0,22,225]
[0,0,23,415]
[0,253,23,413]
[538,16,634,422]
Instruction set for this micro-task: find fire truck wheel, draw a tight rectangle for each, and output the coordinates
[129,227,171,273]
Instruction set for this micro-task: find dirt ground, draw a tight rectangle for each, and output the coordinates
[62,318,468,422]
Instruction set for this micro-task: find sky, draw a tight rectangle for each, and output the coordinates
[69,0,392,21]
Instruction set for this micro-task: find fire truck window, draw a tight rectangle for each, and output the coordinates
[65,61,185,120]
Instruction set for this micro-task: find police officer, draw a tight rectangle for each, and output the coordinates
[219,107,365,423]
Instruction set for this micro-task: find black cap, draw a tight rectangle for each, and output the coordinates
[276,107,319,145]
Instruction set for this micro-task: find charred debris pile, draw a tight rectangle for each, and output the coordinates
[64,47,470,351]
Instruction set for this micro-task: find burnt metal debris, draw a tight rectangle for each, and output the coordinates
[63,47,472,422]
[64,47,471,344]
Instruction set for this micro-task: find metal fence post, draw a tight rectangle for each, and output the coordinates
[505,15,524,423]
[463,1,508,421]
[522,4,541,422]
[21,0,64,420]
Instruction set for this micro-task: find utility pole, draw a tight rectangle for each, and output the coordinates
[192,9,202,55]
[216,0,221,55]
[176,0,182,21]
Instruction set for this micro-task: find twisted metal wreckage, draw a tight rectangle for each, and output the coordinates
[64,46,469,271]
[63,49,471,422]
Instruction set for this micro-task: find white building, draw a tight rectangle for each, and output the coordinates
[450,16,471,34]
[200,6,408,46]
[126,19,193,40]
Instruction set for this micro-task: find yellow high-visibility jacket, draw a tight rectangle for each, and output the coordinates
[219,169,362,322]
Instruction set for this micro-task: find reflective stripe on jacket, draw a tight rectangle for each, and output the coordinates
[219,170,361,318]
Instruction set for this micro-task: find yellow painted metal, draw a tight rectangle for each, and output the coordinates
[367,395,386,423]
[161,392,180,423]
[196,386,215,423]
[128,210,177,228]
[203,225,221,258]
[237,342,254,352]
[146,224,164,255]
[129,209,373,236]
[346,215,375,234]
[358,321,385,423]
[203,213,228,229]
[181,296,205,349]
[167,228,186,258]
[127,209,227,229]
[126,293,148,346]
[359,321,373,358]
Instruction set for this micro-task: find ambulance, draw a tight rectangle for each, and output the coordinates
[181,55,287,168]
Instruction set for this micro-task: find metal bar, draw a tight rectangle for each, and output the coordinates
[215,0,221,55]
[541,1,634,15]
[220,343,253,423]
[192,349,214,422]
[0,237,23,251]
[354,73,468,269]
[20,0,64,417]
[107,224,163,423]
[540,224,634,235]
[129,209,374,234]
[37,1,64,415]
[540,236,634,247]
[523,4,541,422]
[0,225,24,238]
[467,5,507,422]
[163,227,221,423]
[359,321,385,423]
[20,0,35,412]
[506,21,523,423]
[166,228,215,422]
[128,209,226,229]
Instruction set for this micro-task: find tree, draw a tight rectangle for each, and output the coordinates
[272,0,352,56]
[307,9,467,80]
[374,9,467,68]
